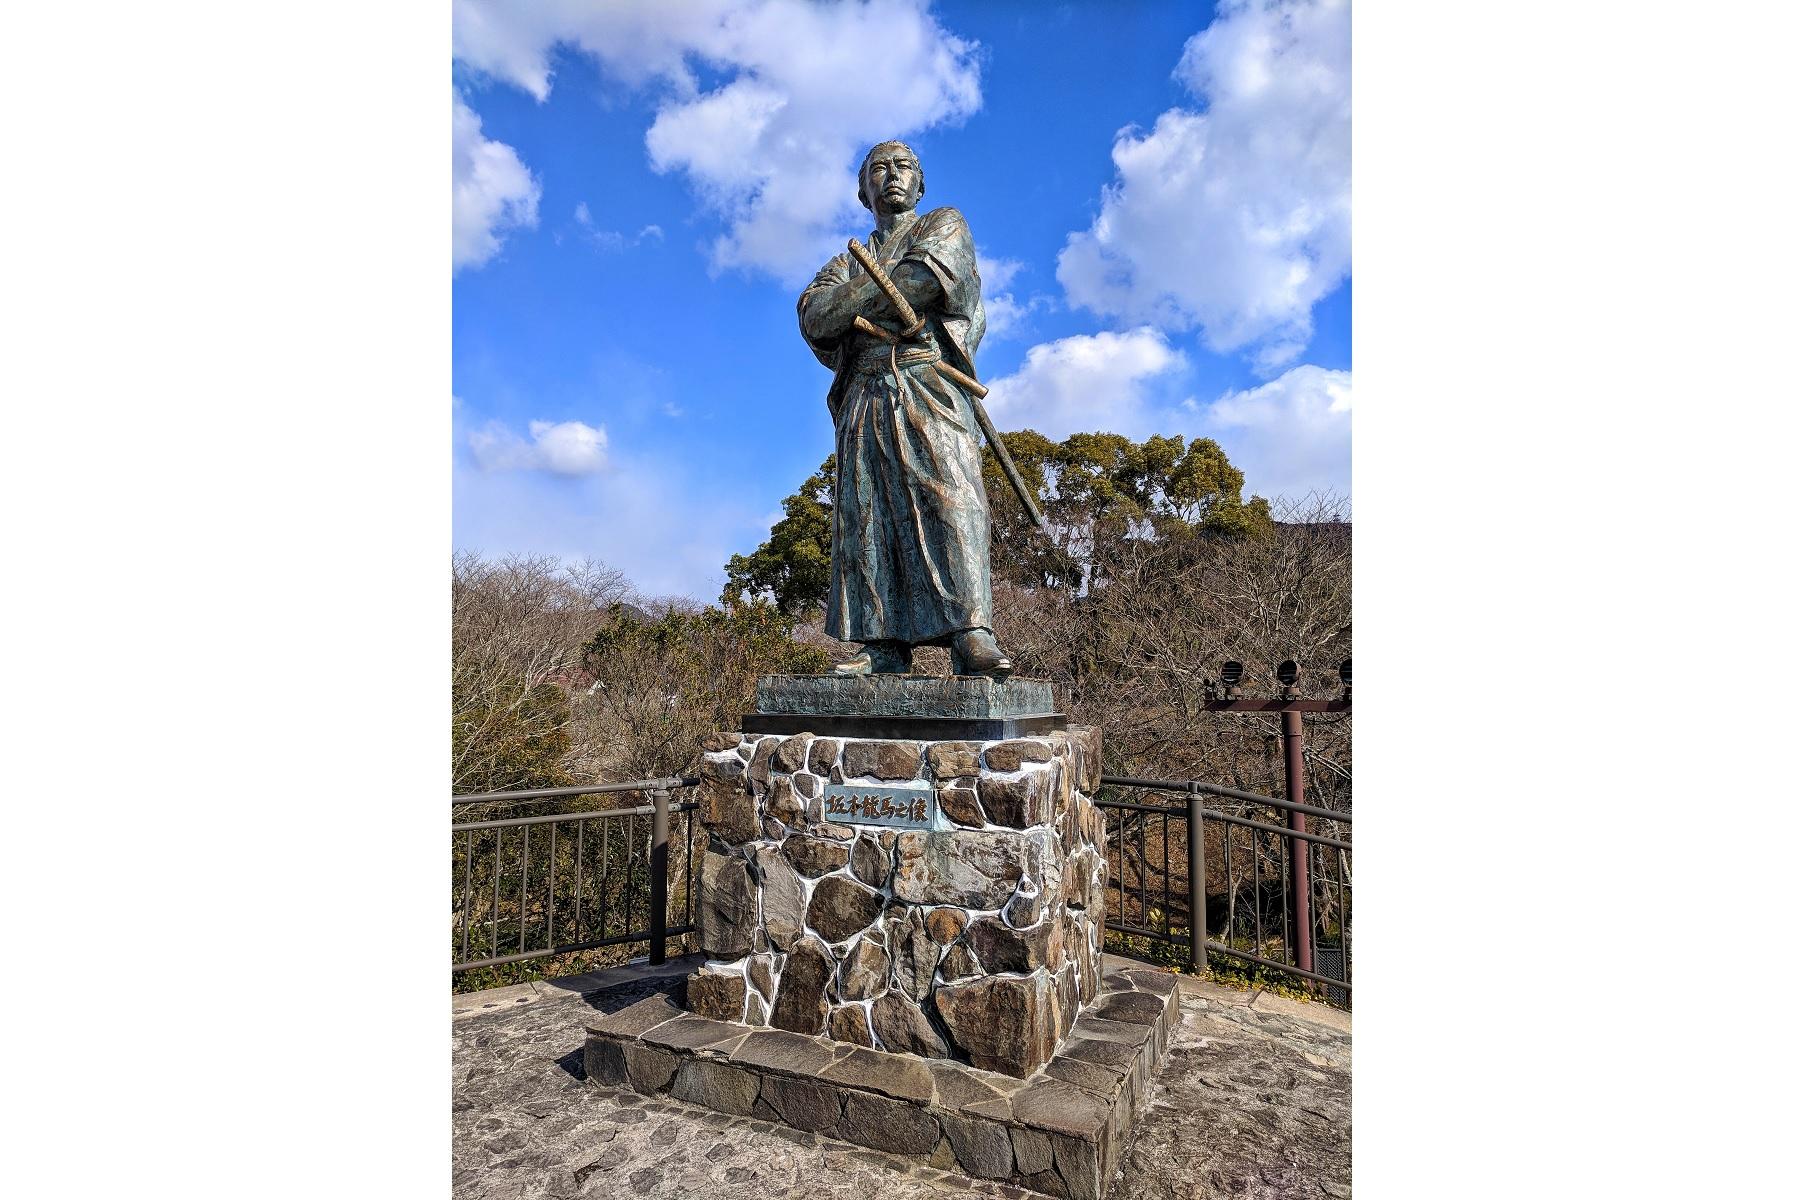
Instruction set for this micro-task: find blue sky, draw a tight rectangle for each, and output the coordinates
[452,0,1350,600]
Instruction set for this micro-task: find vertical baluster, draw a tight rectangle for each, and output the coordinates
[520,824,530,953]
[1280,831,1291,966]
[599,818,611,940]
[491,828,501,961]
[574,819,585,944]
[1252,822,1263,958]
[1161,810,1170,940]
[459,830,472,965]
[547,821,557,950]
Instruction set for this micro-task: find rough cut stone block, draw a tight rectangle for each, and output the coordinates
[840,1090,940,1155]
[828,1003,874,1047]
[871,991,949,1058]
[938,941,981,982]
[699,772,758,844]
[840,739,923,781]
[1011,1126,1054,1176]
[887,906,939,1002]
[891,829,1041,909]
[686,970,746,1022]
[936,972,1058,1078]
[669,1058,760,1116]
[747,736,780,785]
[925,906,967,944]
[751,845,805,950]
[728,1028,840,1079]
[926,741,982,778]
[782,835,849,877]
[966,914,1064,975]
[762,1074,843,1134]
[850,835,890,888]
[586,994,683,1040]
[940,1110,1015,1180]
[697,850,754,959]
[938,783,983,827]
[806,874,882,943]
[773,734,812,773]
[770,936,831,1035]
[583,1037,627,1086]
[837,936,890,1001]
[806,737,842,774]
[984,738,1055,773]
[979,769,1052,829]
[820,1045,935,1104]
[622,1042,678,1092]
[640,1015,749,1057]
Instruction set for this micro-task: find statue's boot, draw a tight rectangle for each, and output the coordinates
[951,627,1013,678]
[832,640,913,676]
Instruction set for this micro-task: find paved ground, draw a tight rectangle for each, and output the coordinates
[452,956,1350,1199]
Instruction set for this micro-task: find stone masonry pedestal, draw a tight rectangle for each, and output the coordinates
[688,709,1107,1080]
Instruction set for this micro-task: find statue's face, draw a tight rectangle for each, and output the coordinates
[863,147,922,215]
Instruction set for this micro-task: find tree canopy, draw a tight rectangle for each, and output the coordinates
[720,431,1273,610]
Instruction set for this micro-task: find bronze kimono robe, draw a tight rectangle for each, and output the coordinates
[797,207,993,646]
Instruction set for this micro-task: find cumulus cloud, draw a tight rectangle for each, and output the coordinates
[1199,364,1349,500]
[1056,0,1349,371]
[977,255,1043,341]
[452,0,983,283]
[980,329,1187,442]
[452,89,541,272]
[469,419,609,476]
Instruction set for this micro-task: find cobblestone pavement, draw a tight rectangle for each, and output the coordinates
[452,960,1350,1199]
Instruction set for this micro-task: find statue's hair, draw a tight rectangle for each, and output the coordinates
[857,140,924,212]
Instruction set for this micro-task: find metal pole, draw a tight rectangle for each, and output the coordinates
[1281,709,1314,976]
[1187,793,1206,977]
[649,787,670,965]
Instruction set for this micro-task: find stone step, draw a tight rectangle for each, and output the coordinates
[583,961,1181,1200]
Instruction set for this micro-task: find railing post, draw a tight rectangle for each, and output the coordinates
[1187,791,1206,978]
[1281,710,1314,976]
[648,786,670,965]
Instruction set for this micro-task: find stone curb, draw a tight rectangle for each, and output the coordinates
[582,959,1179,1200]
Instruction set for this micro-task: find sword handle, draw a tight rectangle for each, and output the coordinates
[847,238,927,339]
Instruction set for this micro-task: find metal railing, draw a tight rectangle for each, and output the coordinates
[1097,774,1351,1004]
[451,777,701,973]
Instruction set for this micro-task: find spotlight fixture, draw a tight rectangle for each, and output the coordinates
[1219,660,1244,700]
[1276,658,1299,693]
[1338,657,1351,701]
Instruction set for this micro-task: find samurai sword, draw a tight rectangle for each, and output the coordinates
[846,238,1047,530]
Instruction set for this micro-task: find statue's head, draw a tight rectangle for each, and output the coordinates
[857,140,924,214]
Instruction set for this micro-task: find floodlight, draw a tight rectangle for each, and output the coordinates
[1276,659,1299,687]
[1220,661,1244,686]
[1338,659,1351,686]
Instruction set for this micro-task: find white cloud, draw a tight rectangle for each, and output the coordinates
[977,255,1043,341]
[572,201,664,253]
[452,0,983,283]
[1201,364,1350,500]
[469,418,609,476]
[980,328,1187,442]
[1056,0,1349,371]
[452,89,541,272]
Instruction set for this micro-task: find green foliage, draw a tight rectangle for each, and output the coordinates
[721,433,1274,609]
[722,457,836,616]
